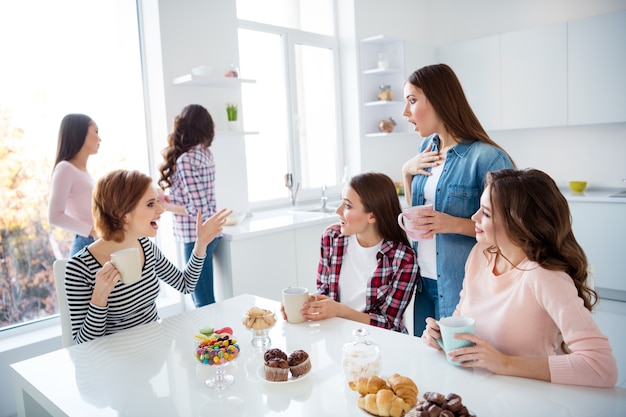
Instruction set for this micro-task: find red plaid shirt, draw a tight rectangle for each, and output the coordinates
[317,224,418,333]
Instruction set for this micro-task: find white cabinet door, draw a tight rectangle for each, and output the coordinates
[216,232,297,302]
[568,10,626,125]
[569,202,626,298]
[437,35,501,131]
[501,23,567,129]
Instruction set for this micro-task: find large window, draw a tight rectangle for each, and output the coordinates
[236,0,343,206]
[0,0,149,331]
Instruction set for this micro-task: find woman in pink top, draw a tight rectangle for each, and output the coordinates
[48,114,101,256]
[422,168,618,387]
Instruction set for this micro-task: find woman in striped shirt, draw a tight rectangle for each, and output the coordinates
[65,169,231,344]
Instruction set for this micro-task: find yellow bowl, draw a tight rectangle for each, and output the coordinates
[569,181,587,193]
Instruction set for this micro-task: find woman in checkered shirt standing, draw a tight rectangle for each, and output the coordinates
[158,104,227,307]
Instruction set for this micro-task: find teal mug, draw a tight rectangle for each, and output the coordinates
[436,316,475,366]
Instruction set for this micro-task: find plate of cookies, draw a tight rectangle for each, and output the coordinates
[257,348,312,384]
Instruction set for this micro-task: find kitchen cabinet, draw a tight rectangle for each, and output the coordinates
[568,10,626,125]
[213,219,334,301]
[501,23,567,129]
[436,35,501,131]
[360,35,408,137]
[436,10,625,130]
[569,200,626,301]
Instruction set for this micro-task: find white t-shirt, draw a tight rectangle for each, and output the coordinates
[417,162,443,279]
[338,234,382,311]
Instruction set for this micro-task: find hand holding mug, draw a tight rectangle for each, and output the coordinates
[397,204,433,241]
[435,316,475,366]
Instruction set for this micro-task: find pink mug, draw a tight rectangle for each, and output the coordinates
[397,204,433,241]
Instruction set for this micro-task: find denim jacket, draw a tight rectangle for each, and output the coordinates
[411,134,514,317]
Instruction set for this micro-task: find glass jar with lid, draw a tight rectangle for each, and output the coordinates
[377,84,393,101]
[342,328,381,382]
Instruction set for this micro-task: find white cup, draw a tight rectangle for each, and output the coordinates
[282,287,311,324]
[397,204,433,241]
[110,247,142,285]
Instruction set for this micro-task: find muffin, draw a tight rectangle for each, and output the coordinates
[263,348,287,362]
[288,349,311,377]
[264,358,289,381]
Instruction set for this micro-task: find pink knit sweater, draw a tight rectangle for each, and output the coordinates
[456,243,618,388]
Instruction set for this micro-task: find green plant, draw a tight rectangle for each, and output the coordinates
[226,103,238,121]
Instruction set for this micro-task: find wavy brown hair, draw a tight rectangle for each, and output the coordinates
[407,64,514,165]
[485,168,597,311]
[92,169,153,242]
[158,104,215,189]
[350,172,411,247]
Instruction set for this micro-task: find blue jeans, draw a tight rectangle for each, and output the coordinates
[413,277,440,336]
[70,234,95,257]
[184,237,220,307]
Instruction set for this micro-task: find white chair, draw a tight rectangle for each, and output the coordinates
[53,259,74,347]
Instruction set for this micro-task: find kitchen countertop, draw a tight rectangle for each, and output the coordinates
[222,205,339,241]
[560,188,626,203]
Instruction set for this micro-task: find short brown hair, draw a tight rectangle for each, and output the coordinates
[92,169,153,242]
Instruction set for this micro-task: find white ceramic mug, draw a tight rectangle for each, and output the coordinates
[110,247,142,285]
[436,316,475,366]
[397,204,433,241]
[282,287,311,324]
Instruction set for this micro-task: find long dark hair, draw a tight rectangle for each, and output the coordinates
[486,168,596,311]
[159,104,215,189]
[350,172,410,247]
[407,64,514,165]
[53,113,93,169]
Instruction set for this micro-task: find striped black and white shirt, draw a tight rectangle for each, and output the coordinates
[65,237,204,344]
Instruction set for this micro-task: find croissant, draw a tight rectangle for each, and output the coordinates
[387,373,419,409]
[348,375,389,396]
[357,389,409,417]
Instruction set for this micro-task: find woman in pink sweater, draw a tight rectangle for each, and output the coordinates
[421,168,617,387]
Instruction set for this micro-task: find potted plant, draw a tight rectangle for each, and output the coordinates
[226,103,238,131]
[226,103,238,121]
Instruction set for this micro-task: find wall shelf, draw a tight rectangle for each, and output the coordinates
[360,35,407,137]
[364,100,403,107]
[172,74,256,87]
[216,131,259,136]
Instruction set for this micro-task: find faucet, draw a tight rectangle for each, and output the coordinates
[320,184,328,210]
[285,173,300,206]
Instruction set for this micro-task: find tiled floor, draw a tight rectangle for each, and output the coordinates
[593,298,626,388]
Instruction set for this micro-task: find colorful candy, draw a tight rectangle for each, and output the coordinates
[194,333,240,365]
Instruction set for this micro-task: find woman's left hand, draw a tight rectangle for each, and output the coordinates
[446,333,510,374]
[301,294,338,321]
[193,209,233,255]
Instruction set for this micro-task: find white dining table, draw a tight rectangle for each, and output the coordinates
[10,294,626,417]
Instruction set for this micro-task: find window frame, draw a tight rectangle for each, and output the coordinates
[238,18,346,209]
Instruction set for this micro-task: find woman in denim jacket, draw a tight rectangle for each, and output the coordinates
[401,64,514,335]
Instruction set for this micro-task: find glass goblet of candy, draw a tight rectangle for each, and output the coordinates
[195,334,240,389]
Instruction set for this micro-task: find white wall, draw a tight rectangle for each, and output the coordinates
[352,0,626,188]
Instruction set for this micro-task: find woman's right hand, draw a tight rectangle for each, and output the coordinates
[402,144,441,177]
[421,317,443,350]
[91,261,121,307]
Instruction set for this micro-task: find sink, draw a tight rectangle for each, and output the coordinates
[610,190,626,198]
[292,206,338,214]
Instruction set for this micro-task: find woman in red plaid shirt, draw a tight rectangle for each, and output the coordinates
[301,172,418,333]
